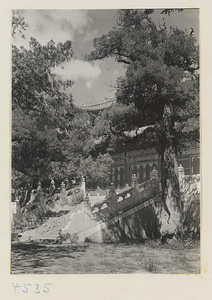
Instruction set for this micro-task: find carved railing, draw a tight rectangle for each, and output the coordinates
[90,165,200,222]
[91,169,161,220]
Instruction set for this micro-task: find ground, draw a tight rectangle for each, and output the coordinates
[11,239,200,274]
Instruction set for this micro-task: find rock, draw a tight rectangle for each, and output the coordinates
[167,236,181,248]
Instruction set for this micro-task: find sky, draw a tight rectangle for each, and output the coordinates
[13,9,199,107]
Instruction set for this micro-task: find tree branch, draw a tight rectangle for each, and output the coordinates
[117,58,131,65]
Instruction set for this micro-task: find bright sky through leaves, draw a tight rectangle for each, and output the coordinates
[13,9,199,106]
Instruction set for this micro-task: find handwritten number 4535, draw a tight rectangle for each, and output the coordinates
[12,283,52,293]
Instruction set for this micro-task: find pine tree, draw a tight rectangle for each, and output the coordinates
[87,9,199,237]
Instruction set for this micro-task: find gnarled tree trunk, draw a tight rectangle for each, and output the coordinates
[160,102,183,239]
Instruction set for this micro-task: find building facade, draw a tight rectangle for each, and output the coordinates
[111,146,200,187]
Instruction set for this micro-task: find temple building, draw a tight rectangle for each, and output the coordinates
[111,146,200,187]
[81,101,200,188]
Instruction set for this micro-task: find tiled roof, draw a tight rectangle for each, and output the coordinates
[78,100,115,111]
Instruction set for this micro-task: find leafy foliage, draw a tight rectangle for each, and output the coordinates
[78,153,114,186]
[12,14,93,187]
[12,10,28,38]
[12,38,73,113]
[12,13,114,188]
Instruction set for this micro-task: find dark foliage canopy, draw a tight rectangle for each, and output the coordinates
[88,9,199,155]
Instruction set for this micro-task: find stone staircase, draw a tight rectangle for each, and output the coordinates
[57,170,162,243]
[14,165,200,243]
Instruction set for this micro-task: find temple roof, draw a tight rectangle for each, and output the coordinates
[78,99,115,112]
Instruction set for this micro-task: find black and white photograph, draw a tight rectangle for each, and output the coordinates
[11,8,200,275]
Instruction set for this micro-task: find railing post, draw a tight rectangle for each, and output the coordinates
[108,183,117,215]
[80,176,86,196]
[30,189,35,202]
[37,181,42,191]
[50,178,55,195]
[131,174,138,205]
[151,167,158,179]
[151,167,159,196]
[65,178,69,189]
[83,192,90,203]
[60,181,68,205]
[131,174,137,188]
[82,192,91,214]
[125,183,130,189]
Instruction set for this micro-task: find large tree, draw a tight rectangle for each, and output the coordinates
[12,12,114,189]
[12,34,75,180]
[88,9,199,237]
[12,12,85,186]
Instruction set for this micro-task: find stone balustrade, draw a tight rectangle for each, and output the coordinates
[91,171,161,221]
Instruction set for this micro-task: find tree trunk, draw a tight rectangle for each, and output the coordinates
[160,102,183,239]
